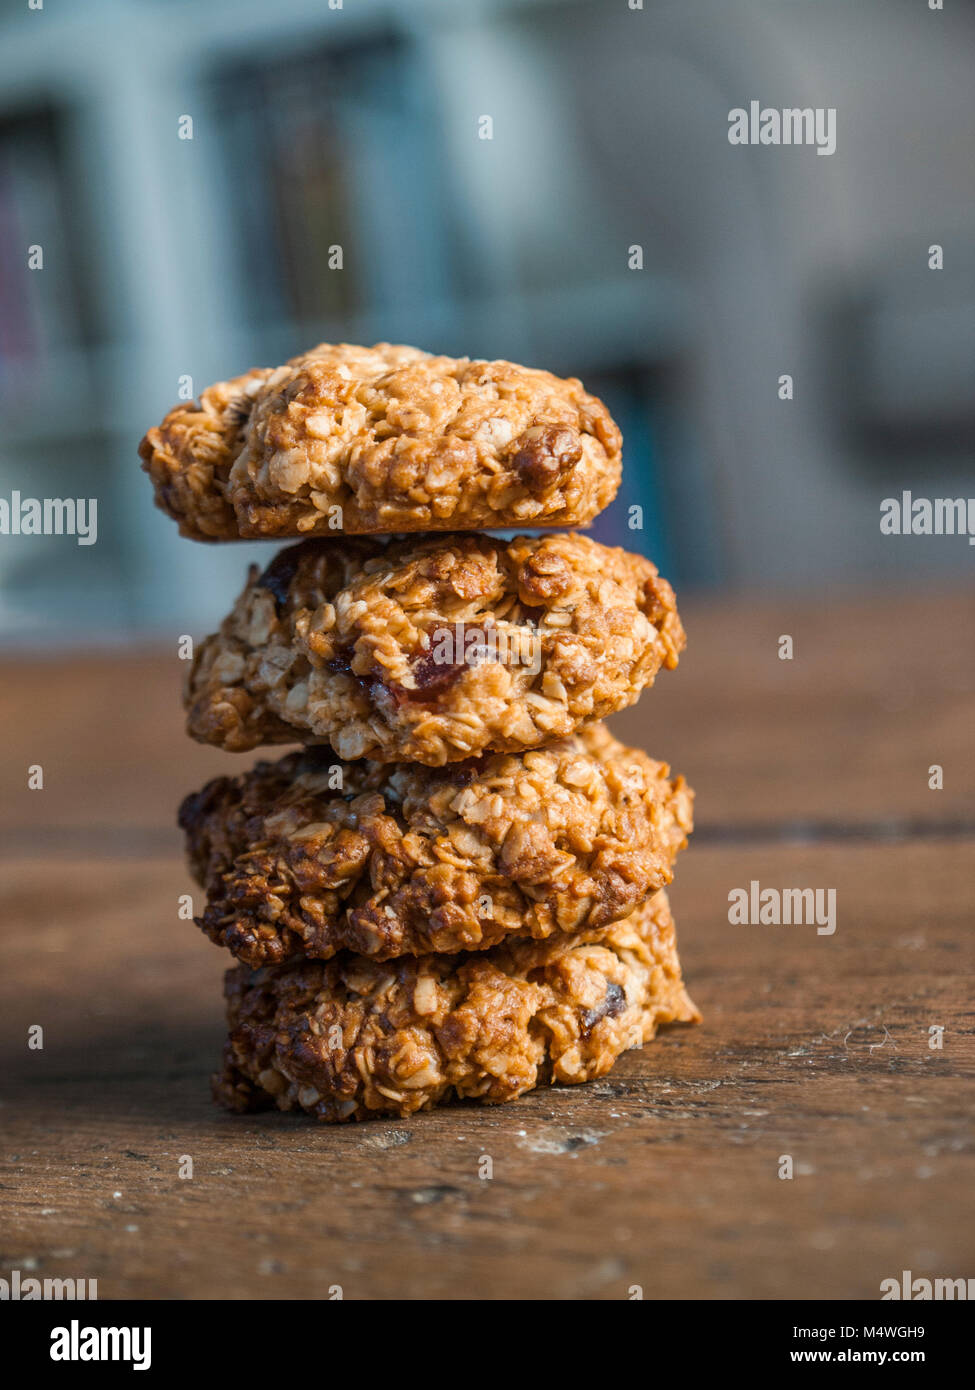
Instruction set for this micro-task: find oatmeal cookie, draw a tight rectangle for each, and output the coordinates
[185,531,684,764]
[179,724,693,967]
[213,890,699,1122]
[139,343,621,539]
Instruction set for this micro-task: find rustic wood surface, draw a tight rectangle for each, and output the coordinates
[1,590,972,1300]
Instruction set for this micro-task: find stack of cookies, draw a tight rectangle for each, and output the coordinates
[140,343,698,1122]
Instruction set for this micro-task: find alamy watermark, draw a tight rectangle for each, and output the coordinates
[1,1268,97,1299]
[50,1320,150,1371]
[881,1271,974,1300]
[728,102,836,156]
[422,621,542,676]
[728,881,836,936]
[0,491,97,545]
[880,492,975,545]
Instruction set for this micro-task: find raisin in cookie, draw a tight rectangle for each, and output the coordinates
[179,724,693,967]
[139,342,621,539]
[185,531,684,765]
[213,890,698,1122]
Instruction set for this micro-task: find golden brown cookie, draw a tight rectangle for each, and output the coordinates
[213,890,699,1122]
[139,343,621,539]
[179,724,693,967]
[185,531,684,764]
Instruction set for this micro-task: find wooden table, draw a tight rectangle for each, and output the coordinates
[1,590,972,1300]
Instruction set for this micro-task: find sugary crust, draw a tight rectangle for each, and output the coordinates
[139,343,621,539]
[184,531,685,765]
[179,724,693,967]
[213,890,699,1122]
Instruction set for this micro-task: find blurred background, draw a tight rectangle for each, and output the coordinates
[0,0,972,642]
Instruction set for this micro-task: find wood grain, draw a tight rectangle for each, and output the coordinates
[1,589,972,841]
[1,590,972,1300]
[1,841,971,1301]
